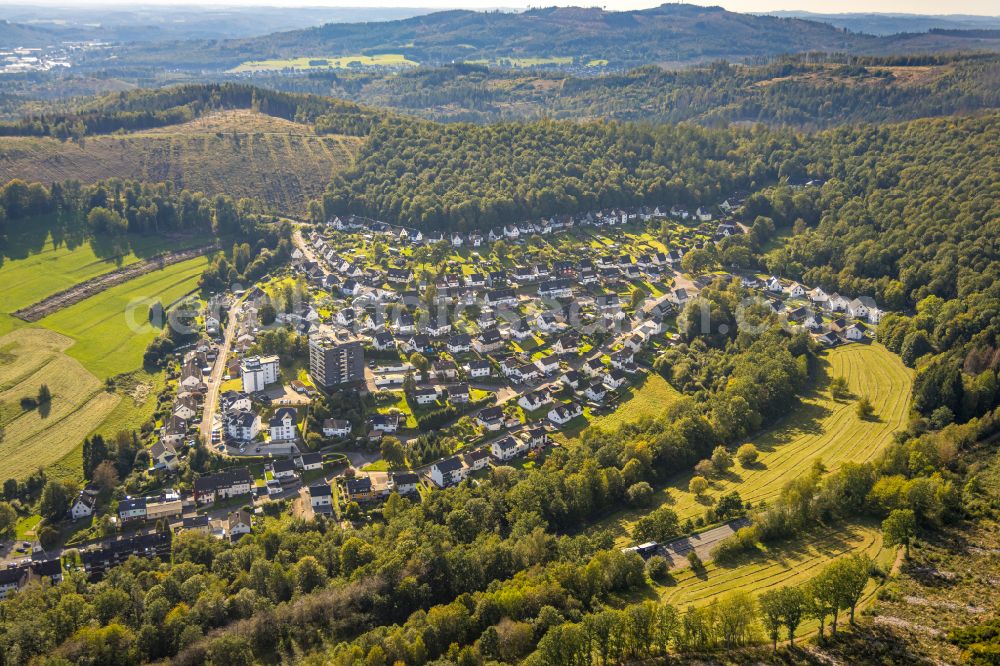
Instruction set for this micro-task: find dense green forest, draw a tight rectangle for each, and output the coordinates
[322,118,797,230]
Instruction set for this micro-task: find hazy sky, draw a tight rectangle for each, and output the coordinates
[8,0,999,15]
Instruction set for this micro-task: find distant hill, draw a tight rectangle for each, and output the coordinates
[768,11,1000,36]
[0,6,436,43]
[83,4,1000,72]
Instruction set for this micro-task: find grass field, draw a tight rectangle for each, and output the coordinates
[0,221,195,316]
[646,520,894,637]
[0,111,362,215]
[38,255,209,379]
[0,328,120,480]
[0,216,201,479]
[553,373,680,443]
[231,54,417,72]
[597,343,912,544]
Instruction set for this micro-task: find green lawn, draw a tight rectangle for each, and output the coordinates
[38,255,209,379]
[0,218,201,315]
[553,373,680,444]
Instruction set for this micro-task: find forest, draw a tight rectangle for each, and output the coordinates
[322,118,798,231]
[330,54,1000,127]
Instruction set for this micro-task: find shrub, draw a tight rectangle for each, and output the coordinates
[736,443,758,467]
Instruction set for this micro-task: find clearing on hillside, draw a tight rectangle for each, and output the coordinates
[648,521,894,637]
[0,110,362,215]
[601,343,912,545]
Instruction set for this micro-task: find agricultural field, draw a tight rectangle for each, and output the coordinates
[0,328,120,480]
[598,343,912,544]
[0,214,192,315]
[650,521,894,637]
[38,254,210,379]
[0,110,362,215]
[230,54,417,72]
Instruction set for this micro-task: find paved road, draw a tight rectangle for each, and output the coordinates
[200,298,243,447]
[659,517,753,568]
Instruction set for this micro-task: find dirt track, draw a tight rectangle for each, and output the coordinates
[12,244,217,322]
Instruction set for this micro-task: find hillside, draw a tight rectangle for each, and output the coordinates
[345,54,1000,126]
[81,4,1000,71]
[0,110,361,215]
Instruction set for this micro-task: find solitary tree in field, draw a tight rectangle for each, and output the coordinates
[882,508,916,559]
[37,384,51,404]
[689,476,709,497]
[736,443,759,467]
[856,396,875,419]
[711,446,733,474]
[830,375,850,399]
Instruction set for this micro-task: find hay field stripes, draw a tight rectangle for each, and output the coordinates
[658,523,888,611]
[595,343,911,545]
[0,328,120,479]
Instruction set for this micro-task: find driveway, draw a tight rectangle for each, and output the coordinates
[659,517,753,568]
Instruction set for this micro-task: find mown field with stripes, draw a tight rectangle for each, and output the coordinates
[598,343,912,545]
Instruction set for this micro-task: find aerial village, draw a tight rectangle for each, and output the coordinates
[0,187,886,595]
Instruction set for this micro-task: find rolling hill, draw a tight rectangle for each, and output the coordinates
[82,4,1000,72]
[0,110,361,215]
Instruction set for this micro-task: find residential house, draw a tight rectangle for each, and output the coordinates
[298,452,324,471]
[447,333,472,354]
[492,436,526,462]
[268,407,298,442]
[474,328,504,354]
[412,386,440,406]
[226,410,261,442]
[430,457,469,488]
[391,471,420,495]
[194,468,254,505]
[118,497,147,524]
[466,359,492,378]
[476,406,505,431]
[271,458,298,481]
[322,418,351,438]
[584,380,608,402]
[464,448,490,471]
[449,383,471,404]
[70,492,96,520]
[548,402,583,426]
[228,509,253,538]
[369,414,400,434]
[308,483,333,513]
[518,389,552,412]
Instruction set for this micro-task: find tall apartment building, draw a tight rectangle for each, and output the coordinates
[309,329,365,390]
[241,355,279,393]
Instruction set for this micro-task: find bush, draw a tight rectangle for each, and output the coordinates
[627,481,654,507]
[646,555,670,581]
[736,443,758,467]
[689,476,709,496]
